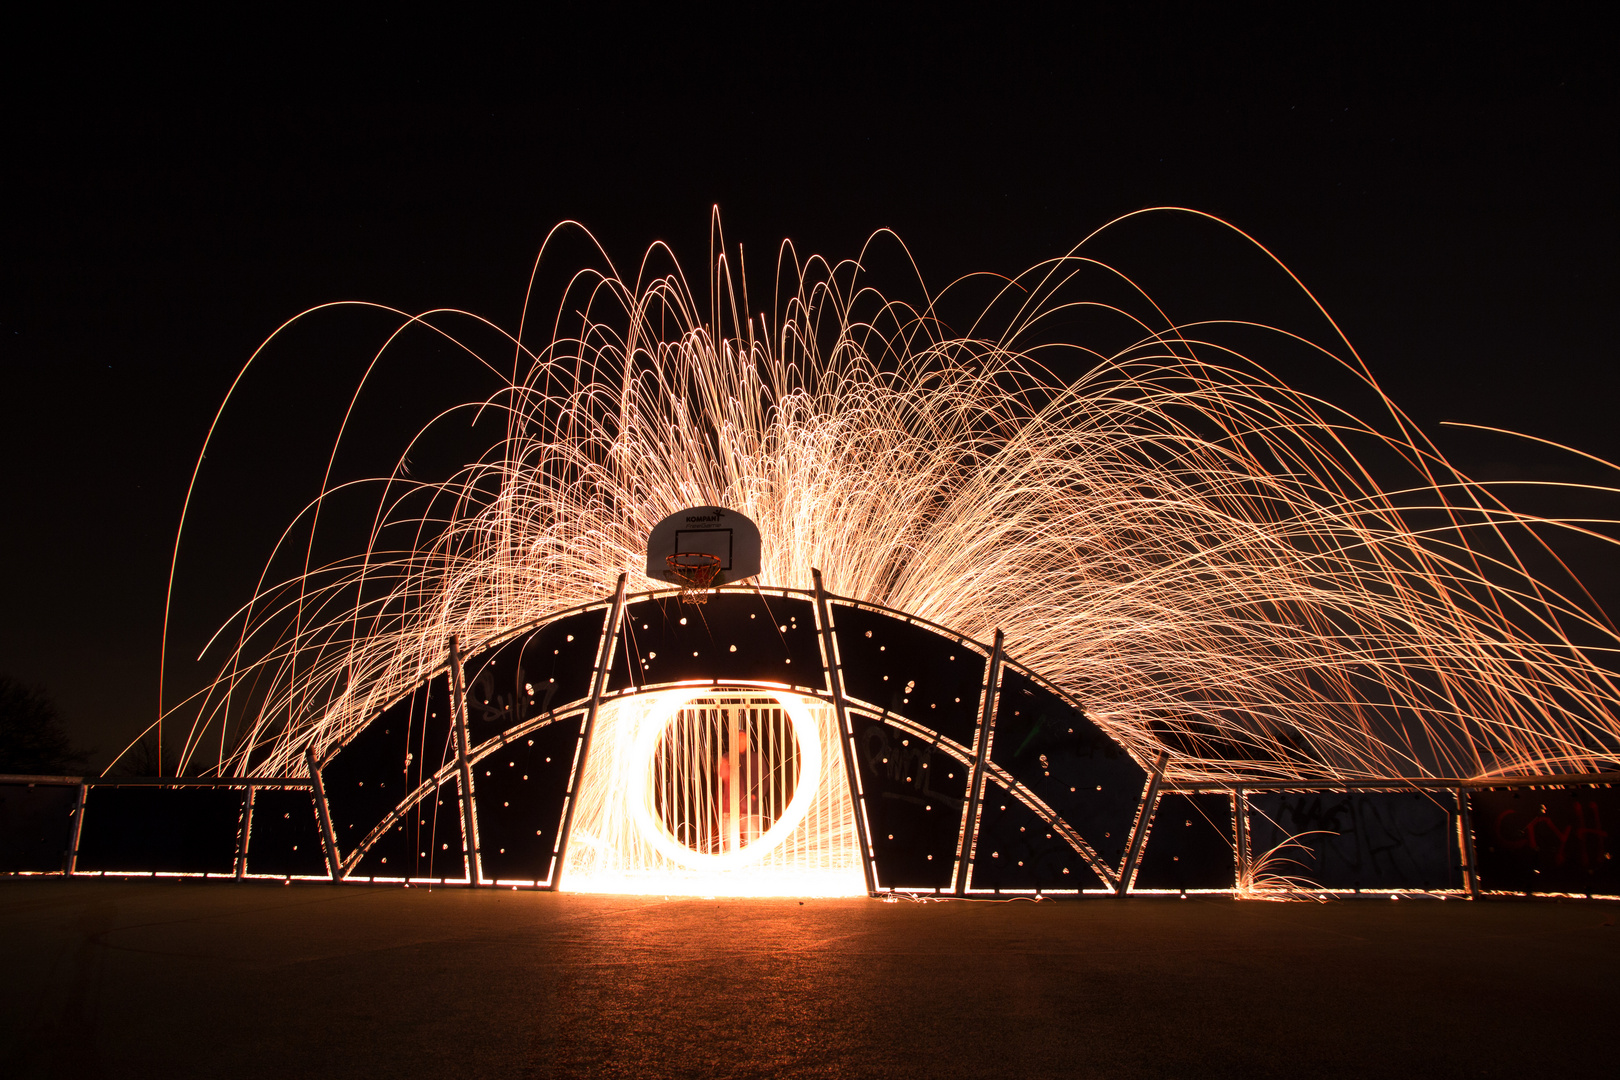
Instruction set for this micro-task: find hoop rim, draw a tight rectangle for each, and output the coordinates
[666,552,722,588]
[666,551,722,568]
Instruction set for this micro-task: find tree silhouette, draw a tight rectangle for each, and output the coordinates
[0,676,90,775]
[115,733,184,777]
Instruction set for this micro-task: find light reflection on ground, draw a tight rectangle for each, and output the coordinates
[2,881,1615,1078]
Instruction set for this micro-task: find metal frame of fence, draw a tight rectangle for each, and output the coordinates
[4,580,1616,901]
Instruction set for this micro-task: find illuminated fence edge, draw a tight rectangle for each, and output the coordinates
[6,586,1618,899]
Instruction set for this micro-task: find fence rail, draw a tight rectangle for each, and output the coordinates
[0,775,311,787]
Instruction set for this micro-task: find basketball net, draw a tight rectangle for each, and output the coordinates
[666,552,722,604]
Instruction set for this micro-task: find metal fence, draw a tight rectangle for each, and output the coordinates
[7,770,1615,898]
[5,579,1615,900]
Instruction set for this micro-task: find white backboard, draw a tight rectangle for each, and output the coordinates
[645,505,762,586]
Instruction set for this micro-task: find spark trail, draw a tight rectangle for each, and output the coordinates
[147,210,1620,785]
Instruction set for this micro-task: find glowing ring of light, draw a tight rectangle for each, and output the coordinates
[626,686,822,871]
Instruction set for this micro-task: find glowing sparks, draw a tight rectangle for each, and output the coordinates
[562,689,864,897]
[155,211,1620,789]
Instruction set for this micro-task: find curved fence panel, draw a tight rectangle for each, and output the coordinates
[968,780,1107,892]
[990,667,1146,875]
[348,777,466,882]
[461,607,606,747]
[320,672,454,864]
[831,602,987,749]
[473,715,585,885]
[849,713,968,890]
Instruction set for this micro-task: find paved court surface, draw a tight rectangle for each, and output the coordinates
[1,880,1615,1078]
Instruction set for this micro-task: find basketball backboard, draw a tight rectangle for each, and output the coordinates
[645,506,762,587]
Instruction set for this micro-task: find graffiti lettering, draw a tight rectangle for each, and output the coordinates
[1494,801,1608,871]
[861,725,964,808]
[468,665,534,727]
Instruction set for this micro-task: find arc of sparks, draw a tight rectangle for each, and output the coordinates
[143,210,1620,786]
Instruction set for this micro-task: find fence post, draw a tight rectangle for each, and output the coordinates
[235,784,256,880]
[447,636,481,887]
[812,569,878,896]
[1117,750,1170,896]
[305,747,341,881]
[65,781,88,875]
[1234,787,1251,887]
[955,629,1005,896]
[552,572,628,889]
[1456,785,1481,899]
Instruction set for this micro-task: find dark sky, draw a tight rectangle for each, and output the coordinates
[3,8,1615,770]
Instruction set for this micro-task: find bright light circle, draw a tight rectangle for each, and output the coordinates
[626,687,822,871]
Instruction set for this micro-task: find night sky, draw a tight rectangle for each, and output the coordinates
[4,9,1614,770]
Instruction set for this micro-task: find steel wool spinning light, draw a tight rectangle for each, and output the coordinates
[153,209,1620,816]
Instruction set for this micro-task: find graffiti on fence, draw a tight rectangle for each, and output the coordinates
[1473,786,1617,894]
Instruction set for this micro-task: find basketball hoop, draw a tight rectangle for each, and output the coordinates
[646,505,760,598]
[666,552,722,604]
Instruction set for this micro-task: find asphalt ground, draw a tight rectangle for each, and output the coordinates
[1,880,1614,1079]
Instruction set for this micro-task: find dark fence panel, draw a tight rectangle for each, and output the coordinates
[1133,792,1236,891]
[1472,785,1619,895]
[461,607,606,747]
[969,780,1106,891]
[349,778,465,881]
[244,788,326,878]
[1248,790,1461,891]
[0,783,77,873]
[610,593,826,695]
[474,716,583,885]
[76,786,241,875]
[832,603,986,749]
[851,715,967,890]
[322,673,455,863]
[989,668,1146,872]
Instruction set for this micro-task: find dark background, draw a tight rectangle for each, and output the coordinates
[3,7,1615,771]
